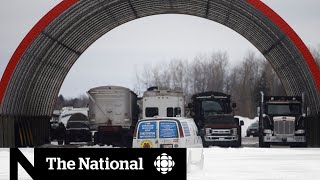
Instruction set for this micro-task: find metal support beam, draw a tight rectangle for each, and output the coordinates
[263,34,286,55]
[205,0,210,18]
[168,0,174,9]
[41,32,82,56]
[128,0,138,19]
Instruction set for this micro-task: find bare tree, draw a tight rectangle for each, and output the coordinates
[134,50,286,118]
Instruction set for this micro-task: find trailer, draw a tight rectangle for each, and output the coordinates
[87,86,138,147]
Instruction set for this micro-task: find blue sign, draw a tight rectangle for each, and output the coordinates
[138,121,156,139]
[159,121,178,138]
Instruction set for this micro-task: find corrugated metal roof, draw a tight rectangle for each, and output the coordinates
[1,0,319,116]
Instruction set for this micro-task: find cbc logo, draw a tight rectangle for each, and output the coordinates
[154,153,175,174]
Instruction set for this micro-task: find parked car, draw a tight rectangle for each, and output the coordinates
[132,117,203,148]
[65,113,92,145]
[246,121,259,137]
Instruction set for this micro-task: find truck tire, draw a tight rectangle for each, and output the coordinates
[64,139,70,145]
[259,135,270,148]
[94,132,99,145]
[237,128,242,147]
[58,139,64,145]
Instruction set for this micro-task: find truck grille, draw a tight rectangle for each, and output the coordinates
[273,117,295,135]
[206,129,232,136]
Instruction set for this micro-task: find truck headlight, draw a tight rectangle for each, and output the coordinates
[232,128,237,135]
[205,128,210,135]
[263,129,272,134]
[295,129,305,134]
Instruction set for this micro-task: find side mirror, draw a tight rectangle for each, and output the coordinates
[234,118,239,124]
[232,103,237,108]
[240,120,244,126]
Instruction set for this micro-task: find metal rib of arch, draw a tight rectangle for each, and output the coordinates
[0,0,319,116]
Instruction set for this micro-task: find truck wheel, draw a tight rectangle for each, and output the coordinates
[65,139,70,145]
[236,139,242,148]
[259,136,270,148]
[203,142,209,148]
[94,132,99,145]
[58,139,63,145]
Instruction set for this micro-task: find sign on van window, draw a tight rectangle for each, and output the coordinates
[181,122,191,136]
[138,121,156,139]
[159,121,178,138]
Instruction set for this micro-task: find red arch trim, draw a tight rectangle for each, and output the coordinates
[0,0,79,106]
[0,0,319,107]
[247,0,320,93]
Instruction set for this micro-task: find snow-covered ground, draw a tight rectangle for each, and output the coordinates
[188,147,320,180]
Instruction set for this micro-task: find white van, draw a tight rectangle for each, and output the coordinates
[132,117,203,148]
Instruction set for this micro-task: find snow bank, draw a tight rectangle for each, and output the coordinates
[235,116,258,137]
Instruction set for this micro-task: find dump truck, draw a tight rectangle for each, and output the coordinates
[189,91,243,147]
[87,86,139,147]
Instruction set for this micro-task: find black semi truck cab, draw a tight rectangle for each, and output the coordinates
[257,91,309,147]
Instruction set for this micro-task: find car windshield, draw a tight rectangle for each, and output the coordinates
[250,122,258,128]
[267,103,301,115]
[66,122,89,129]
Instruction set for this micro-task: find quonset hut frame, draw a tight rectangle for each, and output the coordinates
[0,0,319,147]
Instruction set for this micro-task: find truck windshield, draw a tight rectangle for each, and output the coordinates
[66,122,89,129]
[201,100,225,114]
[267,104,301,115]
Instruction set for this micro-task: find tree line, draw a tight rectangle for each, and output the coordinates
[134,47,320,118]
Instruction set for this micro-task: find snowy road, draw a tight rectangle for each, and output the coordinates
[188,147,320,180]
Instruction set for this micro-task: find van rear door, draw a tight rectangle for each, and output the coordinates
[136,121,158,148]
[158,121,180,148]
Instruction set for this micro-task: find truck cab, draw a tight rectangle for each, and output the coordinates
[257,92,308,147]
[189,92,243,147]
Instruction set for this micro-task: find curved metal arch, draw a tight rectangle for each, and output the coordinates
[0,0,319,116]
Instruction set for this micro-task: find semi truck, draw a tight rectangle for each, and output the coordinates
[189,91,243,147]
[142,87,185,118]
[257,92,308,147]
[87,86,139,147]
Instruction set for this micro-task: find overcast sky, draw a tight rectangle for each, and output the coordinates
[1,0,319,98]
